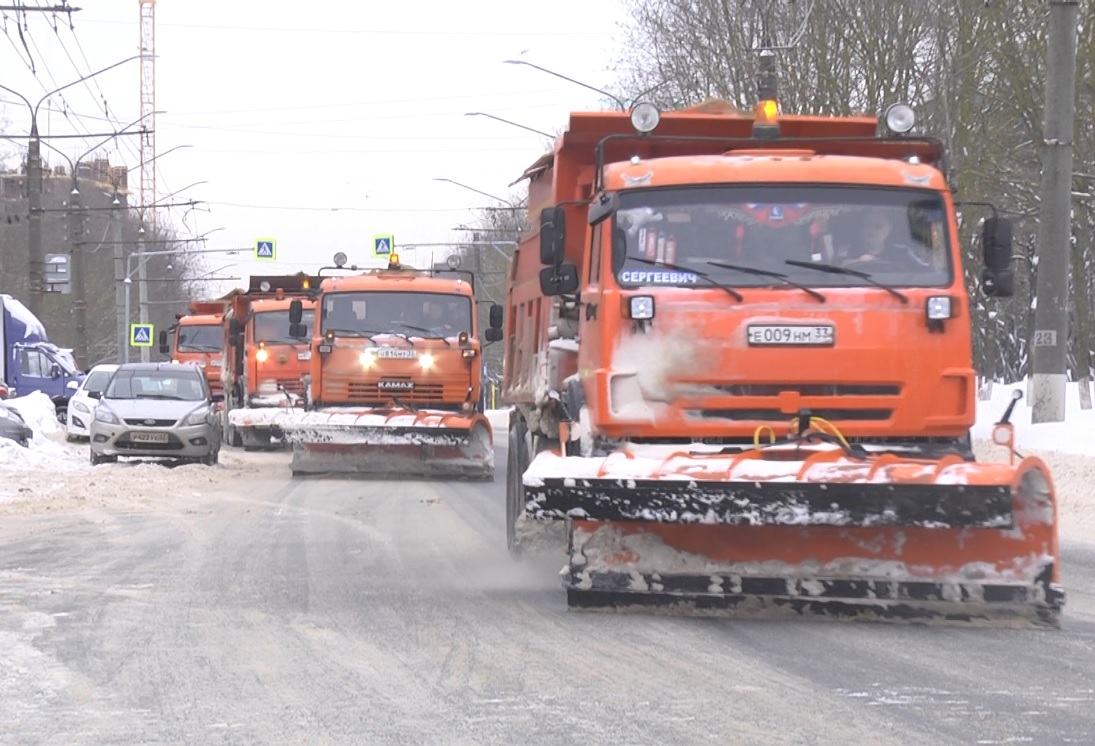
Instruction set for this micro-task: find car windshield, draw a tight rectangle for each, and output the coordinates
[82,370,114,394]
[320,291,473,337]
[613,185,952,289]
[105,369,206,401]
[253,309,314,344]
[177,324,223,353]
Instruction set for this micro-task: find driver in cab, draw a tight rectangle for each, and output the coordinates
[837,208,931,270]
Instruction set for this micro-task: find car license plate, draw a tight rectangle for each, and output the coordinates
[209,359,222,367]
[747,324,835,346]
[131,432,169,443]
[297,351,311,361]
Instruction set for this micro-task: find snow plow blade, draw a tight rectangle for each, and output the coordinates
[524,446,1064,628]
[276,407,495,479]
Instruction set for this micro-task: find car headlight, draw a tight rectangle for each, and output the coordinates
[184,407,211,426]
[95,407,120,424]
[419,352,435,370]
[72,399,91,413]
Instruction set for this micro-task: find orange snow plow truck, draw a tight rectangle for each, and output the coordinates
[160,299,229,394]
[221,274,318,449]
[273,253,503,479]
[501,86,1064,627]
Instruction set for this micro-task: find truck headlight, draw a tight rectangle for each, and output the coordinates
[256,348,269,363]
[419,352,435,370]
[628,295,655,320]
[926,296,953,320]
[359,350,377,369]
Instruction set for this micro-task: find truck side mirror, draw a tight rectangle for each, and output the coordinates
[539,263,579,296]
[484,327,504,343]
[488,303,503,329]
[289,299,303,325]
[539,205,566,266]
[158,330,169,354]
[981,216,1015,298]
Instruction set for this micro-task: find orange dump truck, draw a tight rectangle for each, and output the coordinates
[221,274,318,449]
[268,253,503,478]
[500,87,1063,626]
[160,299,230,394]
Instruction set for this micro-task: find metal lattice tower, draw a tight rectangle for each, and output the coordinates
[139,0,156,233]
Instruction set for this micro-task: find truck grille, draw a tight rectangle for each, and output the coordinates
[276,379,304,395]
[346,380,446,403]
[689,408,893,422]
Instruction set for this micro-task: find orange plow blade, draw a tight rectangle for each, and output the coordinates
[276,406,494,480]
[524,445,1063,627]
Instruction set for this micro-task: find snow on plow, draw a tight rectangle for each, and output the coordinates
[227,396,304,449]
[264,406,495,479]
[523,444,1064,628]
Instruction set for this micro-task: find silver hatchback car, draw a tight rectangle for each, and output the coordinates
[89,362,222,466]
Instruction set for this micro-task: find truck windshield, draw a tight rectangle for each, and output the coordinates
[321,292,473,337]
[177,324,223,353]
[53,349,78,374]
[253,310,314,344]
[613,186,952,289]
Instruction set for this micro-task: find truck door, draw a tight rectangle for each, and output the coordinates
[15,347,60,397]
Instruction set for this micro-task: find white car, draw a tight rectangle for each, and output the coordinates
[66,363,119,441]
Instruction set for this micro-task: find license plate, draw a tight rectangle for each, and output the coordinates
[747,324,834,346]
[131,432,169,443]
[297,351,311,361]
[209,359,222,367]
[377,347,416,359]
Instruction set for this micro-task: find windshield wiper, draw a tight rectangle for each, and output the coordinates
[784,260,909,304]
[179,344,222,353]
[627,257,743,302]
[326,328,416,345]
[397,322,452,347]
[706,261,826,303]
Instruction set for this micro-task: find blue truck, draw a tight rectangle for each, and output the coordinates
[0,294,85,421]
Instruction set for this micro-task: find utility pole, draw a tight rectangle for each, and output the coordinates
[26,135,44,315]
[68,178,89,369]
[112,193,125,363]
[1031,0,1079,423]
[137,221,151,363]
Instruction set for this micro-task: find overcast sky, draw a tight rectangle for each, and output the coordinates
[1,0,628,289]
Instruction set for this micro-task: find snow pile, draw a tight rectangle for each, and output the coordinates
[0,393,84,469]
[973,381,1095,457]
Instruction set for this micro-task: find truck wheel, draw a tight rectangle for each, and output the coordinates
[222,406,243,448]
[506,418,529,560]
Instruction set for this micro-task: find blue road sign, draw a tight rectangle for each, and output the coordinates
[255,238,277,261]
[373,234,394,257]
[130,323,154,347]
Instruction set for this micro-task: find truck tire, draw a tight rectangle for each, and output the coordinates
[222,392,243,448]
[506,417,529,560]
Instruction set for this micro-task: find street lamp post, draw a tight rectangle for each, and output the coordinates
[503,59,626,110]
[432,177,513,206]
[0,54,143,316]
[120,245,237,363]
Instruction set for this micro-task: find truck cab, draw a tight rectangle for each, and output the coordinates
[160,300,228,394]
[1,294,85,418]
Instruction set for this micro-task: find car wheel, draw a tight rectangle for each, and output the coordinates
[90,449,103,466]
[201,448,219,467]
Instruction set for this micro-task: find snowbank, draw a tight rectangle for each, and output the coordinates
[973,381,1095,457]
[0,393,84,469]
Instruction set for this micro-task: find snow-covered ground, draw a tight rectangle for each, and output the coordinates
[1,393,1092,542]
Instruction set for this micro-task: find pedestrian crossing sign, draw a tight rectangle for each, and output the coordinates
[130,323,154,347]
[373,234,394,257]
[255,238,277,261]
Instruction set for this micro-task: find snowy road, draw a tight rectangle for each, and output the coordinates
[0,440,1094,744]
